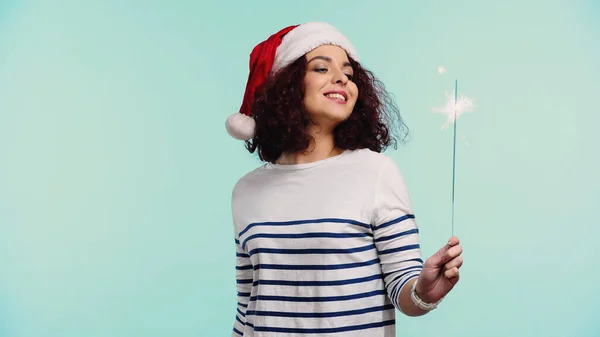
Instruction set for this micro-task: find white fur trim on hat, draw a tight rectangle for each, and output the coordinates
[225,113,256,140]
[272,22,359,74]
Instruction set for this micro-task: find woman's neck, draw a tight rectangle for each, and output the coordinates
[276,128,342,165]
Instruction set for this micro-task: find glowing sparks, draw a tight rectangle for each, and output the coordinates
[432,90,475,129]
[437,66,447,75]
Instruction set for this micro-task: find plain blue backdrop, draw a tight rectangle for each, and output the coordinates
[1,1,599,336]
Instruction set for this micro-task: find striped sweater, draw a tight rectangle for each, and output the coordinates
[230,148,423,337]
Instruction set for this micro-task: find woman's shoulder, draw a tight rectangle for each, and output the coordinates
[346,149,408,186]
[350,147,391,161]
[231,164,269,193]
[345,148,398,170]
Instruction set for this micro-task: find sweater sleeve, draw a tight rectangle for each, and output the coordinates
[232,236,253,336]
[371,156,424,313]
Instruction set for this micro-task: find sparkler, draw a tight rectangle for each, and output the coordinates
[432,74,475,236]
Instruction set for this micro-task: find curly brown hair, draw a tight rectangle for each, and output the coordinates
[245,56,409,163]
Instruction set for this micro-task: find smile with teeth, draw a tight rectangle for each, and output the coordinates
[325,93,346,102]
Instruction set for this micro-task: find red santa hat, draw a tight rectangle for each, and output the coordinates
[225,22,359,140]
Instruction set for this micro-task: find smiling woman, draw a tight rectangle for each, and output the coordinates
[303,47,357,126]
[243,39,407,164]
[224,22,464,337]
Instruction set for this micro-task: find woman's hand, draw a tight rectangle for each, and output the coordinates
[415,236,463,303]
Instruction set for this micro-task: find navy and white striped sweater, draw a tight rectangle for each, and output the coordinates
[231,148,423,337]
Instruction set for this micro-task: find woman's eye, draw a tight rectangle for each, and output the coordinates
[313,68,353,80]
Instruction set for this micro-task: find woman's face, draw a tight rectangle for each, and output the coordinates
[302,45,358,130]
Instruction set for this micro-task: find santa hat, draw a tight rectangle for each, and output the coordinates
[225,22,359,140]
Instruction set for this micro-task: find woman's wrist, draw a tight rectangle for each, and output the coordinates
[411,278,444,311]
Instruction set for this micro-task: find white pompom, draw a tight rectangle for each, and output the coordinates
[225,113,256,140]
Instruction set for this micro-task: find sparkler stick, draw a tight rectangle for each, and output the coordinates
[451,79,457,236]
[433,70,474,237]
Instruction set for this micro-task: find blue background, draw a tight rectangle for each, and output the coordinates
[1,1,599,336]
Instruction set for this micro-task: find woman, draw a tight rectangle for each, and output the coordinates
[225,22,463,337]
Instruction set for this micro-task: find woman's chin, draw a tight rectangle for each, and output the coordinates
[307,108,353,127]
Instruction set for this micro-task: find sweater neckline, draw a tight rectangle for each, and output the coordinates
[266,149,352,171]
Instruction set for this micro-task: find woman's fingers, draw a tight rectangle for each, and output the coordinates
[444,267,460,279]
[443,256,463,271]
[440,244,463,265]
